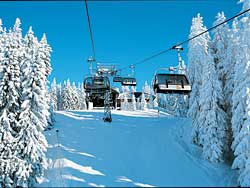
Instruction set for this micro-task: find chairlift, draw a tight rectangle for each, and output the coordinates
[84,76,110,94]
[121,77,137,86]
[152,71,191,94]
[113,76,123,83]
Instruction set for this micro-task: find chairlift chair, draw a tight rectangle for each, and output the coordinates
[113,76,123,83]
[84,76,110,94]
[121,77,137,86]
[152,71,191,94]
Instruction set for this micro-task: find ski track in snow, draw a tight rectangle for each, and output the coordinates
[37,109,236,187]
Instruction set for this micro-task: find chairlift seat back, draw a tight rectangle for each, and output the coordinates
[84,76,110,93]
[121,77,137,86]
[153,73,191,94]
[113,76,123,83]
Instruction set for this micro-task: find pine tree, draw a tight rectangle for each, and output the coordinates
[38,33,52,128]
[71,82,79,110]
[39,34,52,77]
[231,0,250,185]
[224,19,240,119]
[211,12,230,82]
[187,13,210,145]
[143,81,152,109]
[80,82,87,110]
[121,86,129,111]
[0,19,24,187]
[16,26,48,186]
[198,51,227,162]
[50,78,58,111]
[131,93,136,111]
[210,12,231,157]
[154,94,158,108]
[57,83,63,110]
[61,80,72,110]
[141,92,147,111]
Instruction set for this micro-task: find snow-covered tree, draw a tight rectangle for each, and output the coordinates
[15,26,48,186]
[38,33,52,128]
[209,11,231,157]
[141,92,147,111]
[143,81,151,95]
[61,80,72,110]
[198,51,227,162]
[187,13,210,145]
[231,1,250,185]
[0,19,23,187]
[71,82,79,110]
[57,83,63,110]
[50,78,57,111]
[211,12,230,82]
[77,82,87,110]
[121,86,129,111]
[154,94,158,108]
[39,34,52,78]
[46,90,55,128]
[131,93,136,111]
[122,94,128,111]
[224,18,240,118]
[0,18,52,187]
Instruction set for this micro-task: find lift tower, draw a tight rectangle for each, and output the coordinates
[97,63,117,122]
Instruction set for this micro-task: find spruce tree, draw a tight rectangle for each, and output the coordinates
[198,52,227,162]
[16,26,48,186]
[0,19,23,188]
[231,0,250,185]
[187,14,210,146]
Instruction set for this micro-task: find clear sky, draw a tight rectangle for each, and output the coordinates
[0,0,241,90]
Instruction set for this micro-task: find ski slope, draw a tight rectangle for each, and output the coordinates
[38,109,237,187]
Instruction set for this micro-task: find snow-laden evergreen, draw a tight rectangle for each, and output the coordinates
[71,82,79,110]
[142,81,152,109]
[77,82,87,110]
[0,18,52,187]
[0,19,23,187]
[50,78,58,111]
[140,92,147,111]
[211,12,230,82]
[224,19,240,119]
[39,34,52,78]
[187,14,210,145]
[131,93,137,111]
[38,33,52,129]
[231,0,250,185]
[130,86,137,111]
[209,12,231,157]
[121,86,129,111]
[57,83,63,110]
[198,51,227,162]
[16,26,48,186]
[53,79,87,111]
[61,80,72,110]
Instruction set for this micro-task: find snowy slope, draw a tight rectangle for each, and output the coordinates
[38,109,237,187]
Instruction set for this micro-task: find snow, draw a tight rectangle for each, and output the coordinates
[53,158,105,176]
[38,109,237,187]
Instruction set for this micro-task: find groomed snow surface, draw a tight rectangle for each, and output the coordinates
[38,109,237,187]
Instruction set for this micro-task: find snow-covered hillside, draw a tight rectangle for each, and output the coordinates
[38,110,237,187]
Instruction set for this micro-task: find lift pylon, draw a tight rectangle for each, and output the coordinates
[103,90,112,122]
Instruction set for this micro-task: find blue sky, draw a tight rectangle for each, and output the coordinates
[0,0,241,90]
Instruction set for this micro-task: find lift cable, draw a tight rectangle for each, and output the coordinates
[118,7,250,72]
[84,0,96,60]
